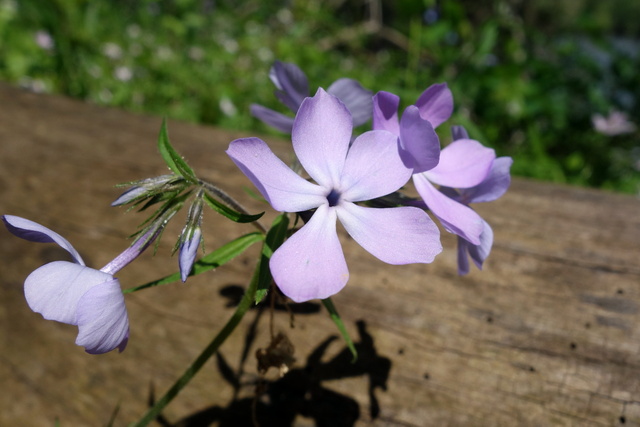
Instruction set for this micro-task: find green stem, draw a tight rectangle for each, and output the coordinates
[130,256,262,426]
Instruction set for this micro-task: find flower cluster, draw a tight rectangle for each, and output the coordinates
[4,60,511,355]
[239,61,512,300]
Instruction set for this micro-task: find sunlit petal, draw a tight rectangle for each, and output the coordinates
[341,130,412,201]
[3,215,84,265]
[424,139,495,188]
[338,203,442,264]
[227,137,326,212]
[75,278,129,354]
[292,88,352,188]
[270,205,348,302]
[413,174,483,244]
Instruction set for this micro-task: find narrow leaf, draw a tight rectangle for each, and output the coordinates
[255,213,289,303]
[203,191,264,223]
[157,119,197,182]
[123,232,264,293]
[322,297,358,362]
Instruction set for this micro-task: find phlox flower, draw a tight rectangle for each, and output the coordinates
[2,215,151,354]
[250,60,373,134]
[373,89,496,246]
[228,89,442,302]
[438,139,513,274]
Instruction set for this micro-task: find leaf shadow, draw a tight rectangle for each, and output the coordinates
[150,293,391,427]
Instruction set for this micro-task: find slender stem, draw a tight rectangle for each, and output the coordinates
[130,256,262,426]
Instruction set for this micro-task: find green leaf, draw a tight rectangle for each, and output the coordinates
[255,213,289,303]
[157,119,197,182]
[322,297,357,362]
[202,191,264,223]
[123,232,264,293]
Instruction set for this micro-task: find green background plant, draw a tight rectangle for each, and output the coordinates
[1,0,638,193]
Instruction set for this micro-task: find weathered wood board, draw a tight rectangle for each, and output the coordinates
[1,83,639,426]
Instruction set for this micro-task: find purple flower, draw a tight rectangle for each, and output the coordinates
[250,60,373,134]
[228,89,442,302]
[2,215,153,354]
[441,155,513,274]
[373,89,495,245]
[372,83,453,172]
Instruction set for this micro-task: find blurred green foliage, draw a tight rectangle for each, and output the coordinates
[1,0,638,193]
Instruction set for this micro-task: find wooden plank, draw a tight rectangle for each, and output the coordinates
[1,83,639,426]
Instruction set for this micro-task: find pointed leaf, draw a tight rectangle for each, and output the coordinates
[322,297,357,362]
[203,191,264,223]
[157,119,197,182]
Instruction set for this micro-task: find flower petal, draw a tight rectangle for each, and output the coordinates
[179,228,201,282]
[424,139,495,188]
[227,137,326,212]
[3,215,84,265]
[451,125,469,141]
[75,278,129,354]
[292,88,352,188]
[457,220,493,275]
[270,204,348,302]
[467,220,493,270]
[413,175,483,245]
[337,202,442,264]
[270,61,309,112]
[372,91,400,135]
[250,104,294,134]
[415,83,453,128]
[456,239,471,276]
[327,78,373,127]
[340,130,412,201]
[24,261,114,325]
[460,157,513,203]
[399,105,441,173]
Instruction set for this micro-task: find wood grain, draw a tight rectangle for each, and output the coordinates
[1,83,638,426]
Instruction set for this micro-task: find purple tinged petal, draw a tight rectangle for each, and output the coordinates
[340,130,412,202]
[111,186,148,207]
[75,278,129,354]
[398,105,441,173]
[415,83,454,128]
[226,137,326,212]
[424,139,495,188]
[111,174,177,207]
[270,61,309,112]
[457,240,471,275]
[413,174,483,244]
[292,88,352,188]
[250,104,294,134]
[372,91,400,135]
[460,157,513,203]
[179,228,201,282]
[327,78,373,127]
[338,203,442,264]
[24,261,114,325]
[270,204,348,302]
[468,220,493,270]
[3,215,85,265]
[451,125,469,141]
[457,220,493,275]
